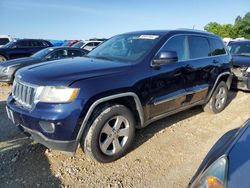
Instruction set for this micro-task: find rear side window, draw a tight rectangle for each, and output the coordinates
[189,36,210,59]
[17,40,30,47]
[161,35,189,61]
[0,38,10,45]
[31,40,43,47]
[42,41,50,47]
[68,50,83,57]
[209,38,226,56]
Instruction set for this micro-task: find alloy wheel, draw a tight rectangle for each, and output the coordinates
[99,115,130,156]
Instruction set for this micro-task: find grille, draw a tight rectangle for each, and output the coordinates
[12,80,36,109]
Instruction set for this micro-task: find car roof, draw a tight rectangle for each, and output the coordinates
[15,39,50,42]
[228,40,250,44]
[46,46,86,50]
[122,29,220,39]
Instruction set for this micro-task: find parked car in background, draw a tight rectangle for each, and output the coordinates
[62,40,79,47]
[49,40,65,47]
[72,40,103,51]
[228,41,250,90]
[0,39,53,62]
[6,30,232,163]
[189,119,250,188]
[0,47,88,83]
[0,35,13,48]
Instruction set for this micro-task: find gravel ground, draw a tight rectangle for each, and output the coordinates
[0,84,250,188]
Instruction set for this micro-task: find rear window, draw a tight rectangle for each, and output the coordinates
[0,38,10,45]
[209,38,226,56]
[189,36,210,59]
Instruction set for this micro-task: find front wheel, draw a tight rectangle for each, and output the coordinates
[203,81,228,114]
[82,104,135,163]
[0,55,7,62]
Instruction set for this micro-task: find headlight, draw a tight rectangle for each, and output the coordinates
[38,86,79,103]
[246,67,250,73]
[191,156,228,188]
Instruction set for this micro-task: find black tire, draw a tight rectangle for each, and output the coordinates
[82,104,135,163]
[203,81,228,114]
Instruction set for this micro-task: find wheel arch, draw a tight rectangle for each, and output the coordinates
[74,92,144,150]
[207,72,233,101]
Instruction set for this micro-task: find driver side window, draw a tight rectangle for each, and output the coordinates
[47,50,68,60]
[161,35,189,61]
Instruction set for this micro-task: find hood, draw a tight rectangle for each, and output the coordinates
[0,57,41,67]
[232,55,250,67]
[17,57,132,86]
[227,120,250,187]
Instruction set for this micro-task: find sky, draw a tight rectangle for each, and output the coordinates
[0,0,249,40]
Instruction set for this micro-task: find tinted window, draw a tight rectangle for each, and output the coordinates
[228,42,250,56]
[31,40,43,47]
[68,50,83,57]
[85,42,94,47]
[209,38,226,56]
[17,40,30,47]
[94,42,101,46]
[42,41,50,47]
[48,49,68,60]
[189,36,210,59]
[161,35,189,61]
[0,38,10,45]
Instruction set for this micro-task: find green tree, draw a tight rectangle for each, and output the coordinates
[204,22,235,38]
[204,12,250,39]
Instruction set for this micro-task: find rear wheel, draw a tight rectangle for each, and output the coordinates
[82,104,135,163]
[0,55,7,62]
[203,81,228,114]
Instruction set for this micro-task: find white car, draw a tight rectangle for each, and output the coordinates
[0,35,13,48]
[72,40,103,51]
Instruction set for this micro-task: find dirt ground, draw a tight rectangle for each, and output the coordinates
[0,84,250,188]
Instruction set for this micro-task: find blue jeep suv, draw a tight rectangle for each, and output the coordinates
[6,30,233,162]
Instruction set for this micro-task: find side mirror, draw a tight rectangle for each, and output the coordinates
[12,45,18,49]
[152,51,178,67]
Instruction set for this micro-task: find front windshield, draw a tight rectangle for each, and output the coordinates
[32,48,54,58]
[228,42,250,56]
[87,34,161,62]
[72,41,85,48]
[4,41,16,48]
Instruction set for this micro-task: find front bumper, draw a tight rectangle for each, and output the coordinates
[6,95,85,153]
[231,75,250,91]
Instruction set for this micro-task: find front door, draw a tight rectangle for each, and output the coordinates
[149,35,189,119]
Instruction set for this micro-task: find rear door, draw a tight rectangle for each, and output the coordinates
[181,35,212,105]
